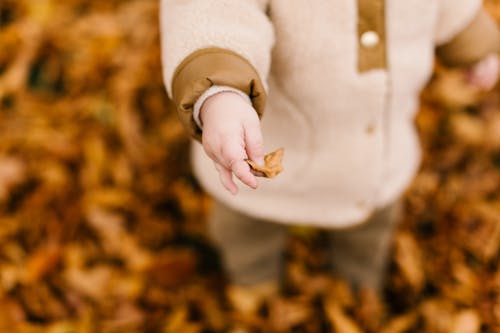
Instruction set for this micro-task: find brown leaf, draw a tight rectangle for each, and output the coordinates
[246,148,284,178]
[457,203,500,262]
[394,232,425,293]
[18,284,69,320]
[452,310,481,333]
[420,299,455,333]
[0,297,26,325]
[100,301,145,332]
[164,307,203,333]
[63,265,113,301]
[0,157,27,201]
[325,298,363,333]
[227,282,277,316]
[22,243,62,284]
[380,312,418,333]
[450,112,485,146]
[144,248,197,288]
[267,297,312,332]
[355,288,385,331]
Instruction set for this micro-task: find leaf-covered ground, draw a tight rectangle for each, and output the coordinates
[0,1,499,332]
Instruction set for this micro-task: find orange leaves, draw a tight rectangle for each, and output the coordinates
[393,232,425,293]
[0,0,500,331]
[144,249,198,288]
[0,157,26,201]
[23,243,62,284]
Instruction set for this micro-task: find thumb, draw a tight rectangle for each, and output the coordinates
[244,122,265,166]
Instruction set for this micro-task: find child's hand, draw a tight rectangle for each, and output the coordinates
[200,91,265,195]
[467,53,500,91]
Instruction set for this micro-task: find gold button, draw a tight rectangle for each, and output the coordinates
[360,31,379,48]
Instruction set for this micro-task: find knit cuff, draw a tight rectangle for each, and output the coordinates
[193,85,253,129]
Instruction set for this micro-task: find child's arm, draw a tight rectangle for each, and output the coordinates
[200,91,263,194]
[160,0,274,194]
[435,1,500,90]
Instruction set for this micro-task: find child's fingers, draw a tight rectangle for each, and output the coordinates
[482,56,499,88]
[214,162,238,195]
[468,54,500,90]
[244,122,265,166]
[218,142,258,189]
[230,159,258,189]
[473,61,492,84]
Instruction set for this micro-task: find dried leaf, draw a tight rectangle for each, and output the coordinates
[380,312,418,333]
[267,297,312,332]
[164,307,202,333]
[355,288,385,331]
[144,249,197,288]
[452,310,481,333]
[246,148,284,178]
[22,243,62,284]
[227,283,277,316]
[0,157,27,201]
[325,298,363,333]
[420,299,455,333]
[394,232,425,293]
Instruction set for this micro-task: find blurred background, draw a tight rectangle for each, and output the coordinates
[0,1,499,332]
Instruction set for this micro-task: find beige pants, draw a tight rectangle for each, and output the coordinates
[208,201,402,291]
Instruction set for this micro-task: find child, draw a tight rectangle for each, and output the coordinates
[160,0,500,296]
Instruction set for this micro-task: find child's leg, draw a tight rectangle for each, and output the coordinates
[208,201,288,286]
[327,201,402,291]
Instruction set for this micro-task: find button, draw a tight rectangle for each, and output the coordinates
[360,30,379,48]
[366,124,376,134]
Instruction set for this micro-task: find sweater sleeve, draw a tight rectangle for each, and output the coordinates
[160,0,274,140]
[435,1,500,67]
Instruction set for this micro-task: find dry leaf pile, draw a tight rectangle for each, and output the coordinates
[0,0,499,332]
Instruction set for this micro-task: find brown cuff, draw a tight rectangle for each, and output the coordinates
[437,8,500,67]
[172,48,267,141]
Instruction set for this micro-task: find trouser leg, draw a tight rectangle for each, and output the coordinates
[207,201,288,286]
[327,201,402,291]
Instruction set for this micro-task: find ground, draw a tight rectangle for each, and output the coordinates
[0,1,499,332]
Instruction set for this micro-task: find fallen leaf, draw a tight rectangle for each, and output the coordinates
[452,309,481,333]
[394,232,425,293]
[325,298,363,333]
[246,148,284,178]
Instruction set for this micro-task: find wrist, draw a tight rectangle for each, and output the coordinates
[200,90,251,124]
[195,86,252,128]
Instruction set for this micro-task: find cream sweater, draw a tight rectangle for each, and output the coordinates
[161,0,499,227]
